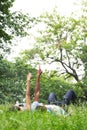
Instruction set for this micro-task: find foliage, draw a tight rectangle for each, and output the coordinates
[0,57,36,104]
[0,56,83,104]
[0,54,86,104]
[0,0,35,57]
[80,45,87,79]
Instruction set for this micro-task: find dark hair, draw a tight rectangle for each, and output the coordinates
[8,106,21,111]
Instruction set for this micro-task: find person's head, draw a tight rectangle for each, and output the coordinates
[8,105,21,111]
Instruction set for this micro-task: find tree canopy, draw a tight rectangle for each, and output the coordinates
[0,0,35,57]
[21,1,87,82]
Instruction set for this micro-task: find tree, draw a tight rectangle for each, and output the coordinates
[79,0,87,79]
[0,56,37,103]
[21,8,86,82]
[0,0,34,57]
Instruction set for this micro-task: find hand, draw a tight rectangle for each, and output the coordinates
[27,73,32,81]
[37,65,42,77]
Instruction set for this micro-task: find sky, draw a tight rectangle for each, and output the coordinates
[8,0,81,61]
[12,0,78,16]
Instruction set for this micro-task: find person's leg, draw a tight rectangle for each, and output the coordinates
[63,90,72,105]
[33,66,42,101]
[25,73,32,110]
[71,90,77,104]
[63,90,77,105]
[48,92,57,104]
[48,92,64,106]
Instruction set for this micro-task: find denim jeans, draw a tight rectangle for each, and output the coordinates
[48,90,77,106]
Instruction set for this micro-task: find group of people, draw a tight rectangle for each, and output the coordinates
[15,66,77,115]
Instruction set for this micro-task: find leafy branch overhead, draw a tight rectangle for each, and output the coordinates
[0,0,36,56]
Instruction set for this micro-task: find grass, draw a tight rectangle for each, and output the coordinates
[0,104,87,130]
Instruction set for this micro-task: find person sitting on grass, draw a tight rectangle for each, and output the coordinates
[15,66,66,115]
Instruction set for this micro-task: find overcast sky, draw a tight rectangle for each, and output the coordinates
[12,0,79,16]
[8,0,81,61]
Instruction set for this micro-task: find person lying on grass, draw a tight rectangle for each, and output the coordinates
[14,66,66,115]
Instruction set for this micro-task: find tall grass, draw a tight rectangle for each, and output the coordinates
[0,104,87,130]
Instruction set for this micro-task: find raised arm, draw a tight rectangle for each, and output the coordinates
[26,73,32,110]
[34,66,42,101]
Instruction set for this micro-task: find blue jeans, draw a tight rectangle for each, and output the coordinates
[48,92,64,106]
[48,90,77,105]
[63,90,77,105]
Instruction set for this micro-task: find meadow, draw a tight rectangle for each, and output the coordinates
[0,104,87,130]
